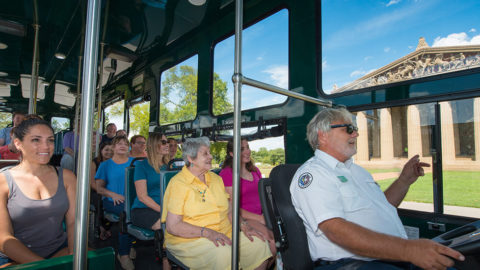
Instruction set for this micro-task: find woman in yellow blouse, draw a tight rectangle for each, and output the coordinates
[161,137,272,270]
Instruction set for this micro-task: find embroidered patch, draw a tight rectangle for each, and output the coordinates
[337,176,348,183]
[298,172,313,188]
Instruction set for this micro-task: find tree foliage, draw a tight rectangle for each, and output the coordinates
[160,65,232,124]
[51,118,70,133]
[251,147,285,166]
[130,102,150,138]
[0,112,11,129]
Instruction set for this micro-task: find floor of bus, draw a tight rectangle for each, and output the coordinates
[89,223,162,270]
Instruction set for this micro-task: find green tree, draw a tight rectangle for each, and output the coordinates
[51,118,70,133]
[0,112,11,128]
[160,65,232,124]
[210,141,227,165]
[130,102,150,138]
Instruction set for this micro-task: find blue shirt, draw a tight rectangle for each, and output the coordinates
[132,159,166,209]
[0,127,12,145]
[95,157,134,202]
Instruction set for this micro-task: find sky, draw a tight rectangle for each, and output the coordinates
[322,0,480,92]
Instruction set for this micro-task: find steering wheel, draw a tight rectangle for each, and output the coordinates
[432,220,480,256]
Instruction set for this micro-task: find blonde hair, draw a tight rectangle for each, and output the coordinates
[146,132,169,173]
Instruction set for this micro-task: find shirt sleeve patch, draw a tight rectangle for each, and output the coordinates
[298,172,313,189]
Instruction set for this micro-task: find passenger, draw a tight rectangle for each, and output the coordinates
[219,138,276,255]
[116,129,127,137]
[162,137,272,270]
[0,129,21,160]
[60,127,78,172]
[0,112,25,146]
[290,108,464,270]
[131,133,170,269]
[101,123,117,144]
[167,138,178,160]
[0,117,76,267]
[95,136,135,270]
[90,141,114,240]
[129,135,147,158]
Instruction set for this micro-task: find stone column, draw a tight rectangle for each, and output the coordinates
[380,108,394,161]
[440,101,456,162]
[474,98,480,162]
[407,105,423,159]
[355,112,369,161]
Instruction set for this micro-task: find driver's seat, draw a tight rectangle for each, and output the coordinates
[260,164,313,270]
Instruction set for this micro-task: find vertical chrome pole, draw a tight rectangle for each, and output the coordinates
[28,23,40,114]
[231,0,243,269]
[96,42,105,157]
[73,0,101,268]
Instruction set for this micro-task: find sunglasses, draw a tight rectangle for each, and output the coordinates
[330,124,358,134]
[161,140,168,145]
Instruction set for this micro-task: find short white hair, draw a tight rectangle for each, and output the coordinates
[306,108,353,150]
[182,137,210,165]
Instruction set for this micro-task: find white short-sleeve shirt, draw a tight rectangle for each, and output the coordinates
[290,150,407,261]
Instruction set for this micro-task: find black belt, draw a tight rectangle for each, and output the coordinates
[313,259,340,267]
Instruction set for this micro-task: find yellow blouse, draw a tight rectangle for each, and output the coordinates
[161,166,231,245]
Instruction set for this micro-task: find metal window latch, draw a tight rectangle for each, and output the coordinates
[427,221,446,232]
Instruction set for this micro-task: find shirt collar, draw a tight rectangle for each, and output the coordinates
[314,149,353,169]
[179,166,211,186]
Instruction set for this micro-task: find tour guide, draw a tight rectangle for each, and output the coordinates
[290,108,464,270]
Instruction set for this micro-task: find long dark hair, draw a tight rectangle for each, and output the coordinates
[221,138,255,172]
[93,141,113,164]
[13,117,53,141]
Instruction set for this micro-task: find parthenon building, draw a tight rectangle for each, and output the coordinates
[334,38,480,170]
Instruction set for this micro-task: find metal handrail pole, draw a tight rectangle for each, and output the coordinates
[242,76,332,107]
[28,23,40,114]
[73,0,101,268]
[231,0,243,269]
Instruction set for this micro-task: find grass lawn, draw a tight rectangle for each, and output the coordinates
[377,171,480,208]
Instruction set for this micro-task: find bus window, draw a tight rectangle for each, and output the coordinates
[213,9,288,115]
[160,55,198,125]
[105,100,125,131]
[51,117,70,133]
[353,103,435,212]
[128,101,150,138]
[0,112,12,129]
[321,1,480,94]
[442,98,480,218]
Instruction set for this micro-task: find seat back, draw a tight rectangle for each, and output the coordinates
[124,157,146,223]
[4,247,115,270]
[268,164,313,270]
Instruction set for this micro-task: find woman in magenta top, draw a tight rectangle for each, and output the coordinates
[219,138,276,254]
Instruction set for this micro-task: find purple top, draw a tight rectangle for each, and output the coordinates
[62,131,78,151]
[219,166,263,215]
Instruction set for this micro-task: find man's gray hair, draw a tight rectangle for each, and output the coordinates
[306,107,353,150]
[182,137,211,165]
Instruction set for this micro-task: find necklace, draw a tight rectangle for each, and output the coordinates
[197,188,207,202]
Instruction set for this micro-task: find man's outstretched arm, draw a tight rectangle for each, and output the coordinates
[319,217,463,270]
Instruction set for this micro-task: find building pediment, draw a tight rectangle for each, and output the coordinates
[333,39,480,93]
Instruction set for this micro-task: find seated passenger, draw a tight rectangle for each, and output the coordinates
[290,108,464,270]
[129,135,147,158]
[101,123,117,144]
[0,112,25,146]
[0,129,21,160]
[162,137,272,270]
[90,141,113,240]
[116,129,127,137]
[219,138,276,255]
[0,118,76,267]
[167,138,178,160]
[95,136,135,270]
[132,133,170,269]
[60,128,78,172]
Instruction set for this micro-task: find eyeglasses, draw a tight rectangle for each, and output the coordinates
[135,141,146,145]
[161,140,168,145]
[330,124,358,134]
